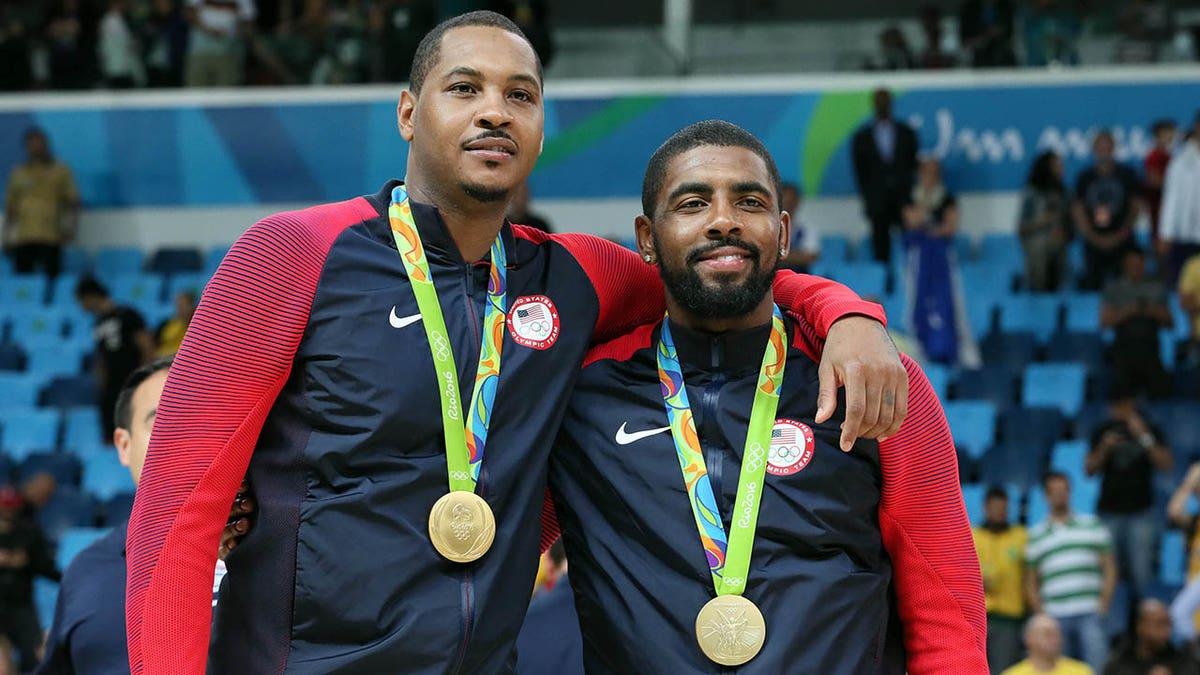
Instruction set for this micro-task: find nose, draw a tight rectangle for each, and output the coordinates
[705,197,742,238]
[474,88,514,129]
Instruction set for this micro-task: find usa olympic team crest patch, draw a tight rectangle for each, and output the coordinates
[766,419,815,476]
[507,295,560,350]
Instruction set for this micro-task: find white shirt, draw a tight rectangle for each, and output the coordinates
[98,11,145,84]
[188,0,256,39]
[1160,140,1200,245]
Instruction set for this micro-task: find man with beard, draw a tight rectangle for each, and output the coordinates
[548,120,986,673]
[125,11,909,674]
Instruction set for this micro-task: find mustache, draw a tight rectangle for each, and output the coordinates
[463,130,516,146]
[684,236,762,266]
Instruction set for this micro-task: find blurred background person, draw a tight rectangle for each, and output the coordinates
[780,183,821,273]
[0,485,60,673]
[1002,614,1094,675]
[185,0,256,87]
[1159,113,1200,284]
[902,156,980,367]
[3,127,80,278]
[1101,599,1200,674]
[974,486,1029,673]
[852,87,918,263]
[156,290,197,358]
[75,277,155,438]
[958,0,1017,68]
[1101,248,1174,400]
[1073,130,1142,291]
[1143,119,1177,253]
[1019,150,1072,292]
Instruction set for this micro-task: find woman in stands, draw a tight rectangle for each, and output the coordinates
[902,155,981,368]
[1018,151,1072,292]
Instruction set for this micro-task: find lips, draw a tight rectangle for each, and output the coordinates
[463,136,517,158]
[694,246,752,263]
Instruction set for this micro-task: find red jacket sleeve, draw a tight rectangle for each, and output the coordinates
[536,232,885,343]
[125,199,376,674]
[878,355,988,674]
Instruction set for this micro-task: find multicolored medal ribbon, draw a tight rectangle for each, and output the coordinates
[389,184,506,563]
[656,306,787,666]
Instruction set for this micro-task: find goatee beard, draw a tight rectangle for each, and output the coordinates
[461,182,509,203]
[652,233,777,320]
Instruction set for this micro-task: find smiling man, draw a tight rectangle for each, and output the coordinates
[549,121,987,674]
[125,12,908,674]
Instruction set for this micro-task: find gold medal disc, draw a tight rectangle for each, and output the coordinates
[428,491,496,563]
[694,595,766,666]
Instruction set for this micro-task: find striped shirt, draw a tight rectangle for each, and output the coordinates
[1026,515,1112,618]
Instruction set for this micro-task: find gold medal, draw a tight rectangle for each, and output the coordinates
[694,595,766,666]
[428,491,496,563]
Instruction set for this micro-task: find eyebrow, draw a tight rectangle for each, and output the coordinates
[144,406,158,422]
[667,182,713,203]
[445,66,540,89]
[733,181,772,197]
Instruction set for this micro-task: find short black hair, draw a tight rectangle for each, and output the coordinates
[408,10,542,95]
[1042,470,1069,488]
[641,120,783,220]
[23,126,45,142]
[1151,119,1176,135]
[984,486,1009,502]
[74,276,109,300]
[113,357,173,432]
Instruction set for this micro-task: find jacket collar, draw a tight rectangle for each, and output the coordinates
[370,180,517,267]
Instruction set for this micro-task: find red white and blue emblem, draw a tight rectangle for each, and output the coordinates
[507,295,560,350]
[766,418,814,476]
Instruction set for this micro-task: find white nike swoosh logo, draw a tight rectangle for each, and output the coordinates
[389,307,423,329]
[614,422,672,446]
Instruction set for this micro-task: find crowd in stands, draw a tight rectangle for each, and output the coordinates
[0,0,553,91]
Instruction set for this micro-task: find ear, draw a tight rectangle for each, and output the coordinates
[114,427,132,469]
[398,90,417,142]
[634,214,655,264]
[778,210,791,258]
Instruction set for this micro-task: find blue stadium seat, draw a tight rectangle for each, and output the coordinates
[998,296,1062,343]
[962,484,985,525]
[954,366,1019,411]
[40,375,97,408]
[1161,531,1187,587]
[1063,293,1102,333]
[0,274,48,308]
[836,263,889,298]
[18,452,81,486]
[36,487,98,542]
[167,273,207,304]
[146,247,203,275]
[0,255,11,276]
[204,245,231,276]
[0,408,60,459]
[81,452,136,501]
[1074,402,1110,440]
[9,309,67,345]
[1174,366,1200,398]
[1146,401,1200,453]
[109,274,165,309]
[979,443,1048,490]
[60,247,91,275]
[980,332,1037,371]
[1171,296,1190,340]
[965,299,998,338]
[1026,486,1048,525]
[1046,331,1106,370]
[1023,362,1087,417]
[104,491,136,526]
[56,527,110,570]
[35,577,57,632]
[960,262,1014,306]
[943,400,997,459]
[923,363,951,401]
[978,234,1023,274]
[1001,406,1065,448]
[1071,475,1100,515]
[1051,440,1090,474]
[63,406,103,449]
[48,274,81,309]
[25,343,87,379]
[0,452,12,483]
[821,236,850,264]
[0,342,24,372]
[63,312,93,343]
[93,247,144,279]
[0,372,41,407]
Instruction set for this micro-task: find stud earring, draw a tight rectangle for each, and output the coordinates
[644,254,653,263]
[779,248,786,256]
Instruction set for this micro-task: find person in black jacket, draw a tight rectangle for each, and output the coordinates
[0,485,60,673]
[851,88,919,264]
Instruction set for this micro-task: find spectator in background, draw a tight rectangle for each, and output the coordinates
[156,290,196,357]
[1160,114,1200,283]
[506,180,552,233]
[1168,462,1200,644]
[918,4,956,68]
[44,0,98,89]
[143,0,189,87]
[1115,0,1173,63]
[1019,150,1072,292]
[516,541,583,675]
[1022,0,1082,66]
[98,0,145,88]
[1086,394,1172,609]
[1179,251,1200,368]
[36,358,251,674]
[369,0,438,83]
[0,636,13,675]
[959,0,1017,67]
[488,0,553,70]
[0,5,35,91]
[1026,472,1116,673]
[780,183,820,273]
[1001,614,1093,675]
[3,127,80,278]
[0,485,61,673]
[1102,599,1200,675]
[185,0,256,86]
[75,277,155,439]
[852,88,919,263]
[1101,247,1174,399]
[902,157,981,367]
[1143,119,1176,249]
[1074,130,1142,290]
[974,486,1029,673]
[873,24,916,70]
